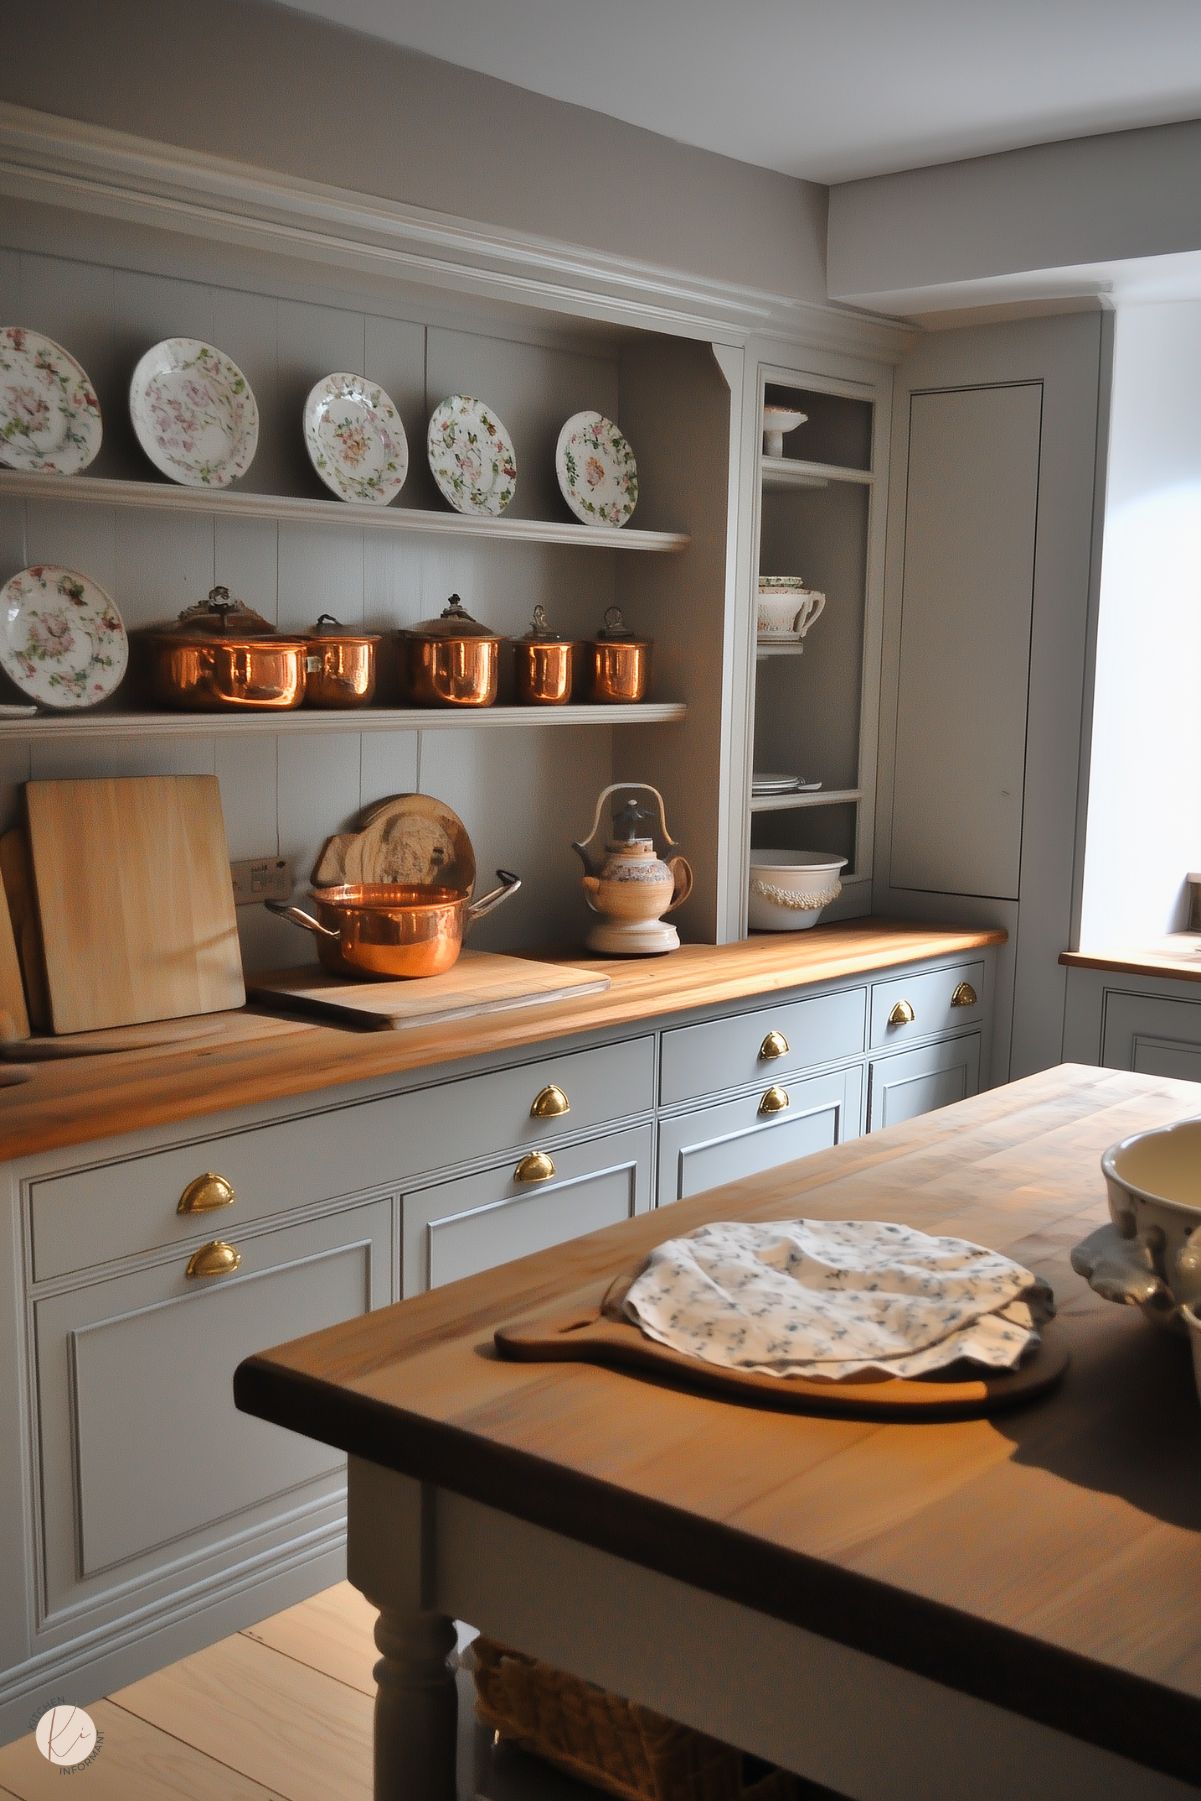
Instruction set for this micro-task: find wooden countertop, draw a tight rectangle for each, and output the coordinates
[0,919,1003,1162]
[1061,937,1201,983]
[236,1065,1201,1785]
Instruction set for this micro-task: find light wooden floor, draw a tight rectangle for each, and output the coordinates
[0,1583,601,1801]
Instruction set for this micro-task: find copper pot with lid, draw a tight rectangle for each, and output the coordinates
[303,614,381,709]
[513,605,575,705]
[137,585,307,711]
[399,594,502,707]
[585,605,652,704]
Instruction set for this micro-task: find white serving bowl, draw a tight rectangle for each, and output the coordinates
[762,405,807,458]
[748,850,846,932]
[1077,1118,1201,1330]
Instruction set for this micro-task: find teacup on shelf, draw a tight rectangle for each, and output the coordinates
[757,577,826,640]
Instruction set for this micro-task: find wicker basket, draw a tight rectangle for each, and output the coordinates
[472,1637,806,1801]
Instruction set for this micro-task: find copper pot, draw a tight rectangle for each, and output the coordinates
[303,614,380,709]
[399,594,501,707]
[513,606,574,705]
[267,870,520,978]
[137,586,306,711]
[585,605,651,704]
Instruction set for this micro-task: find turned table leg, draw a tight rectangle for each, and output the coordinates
[372,1606,458,1801]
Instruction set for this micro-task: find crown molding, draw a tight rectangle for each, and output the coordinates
[0,104,911,361]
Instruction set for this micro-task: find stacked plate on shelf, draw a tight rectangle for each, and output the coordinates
[751,773,822,797]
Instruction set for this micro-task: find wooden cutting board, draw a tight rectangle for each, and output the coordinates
[251,950,610,1030]
[0,871,29,1041]
[495,1276,1068,1421]
[27,775,245,1035]
[1,827,48,1031]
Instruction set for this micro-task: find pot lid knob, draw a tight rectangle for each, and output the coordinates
[168,585,277,637]
[596,605,645,643]
[518,604,570,643]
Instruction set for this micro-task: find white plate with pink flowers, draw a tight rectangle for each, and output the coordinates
[0,327,102,475]
[303,373,409,505]
[0,565,127,710]
[427,395,517,517]
[129,338,258,488]
[555,411,638,529]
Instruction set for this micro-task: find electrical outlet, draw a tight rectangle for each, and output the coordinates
[231,856,294,907]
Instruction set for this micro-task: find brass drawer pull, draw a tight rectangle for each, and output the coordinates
[530,1084,570,1119]
[514,1151,556,1184]
[177,1172,236,1215]
[951,980,978,1009]
[888,1000,916,1027]
[759,1030,789,1061]
[185,1240,242,1280]
[758,1085,790,1116]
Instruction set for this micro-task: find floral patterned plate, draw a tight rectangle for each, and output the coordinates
[0,327,102,475]
[555,411,638,528]
[129,338,258,488]
[0,565,127,710]
[302,372,409,505]
[427,395,516,517]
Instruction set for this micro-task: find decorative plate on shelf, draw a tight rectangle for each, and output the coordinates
[303,373,409,505]
[0,565,127,710]
[555,411,638,528]
[129,338,258,488]
[427,395,517,516]
[0,327,102,475]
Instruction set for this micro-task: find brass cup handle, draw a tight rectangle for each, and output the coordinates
[178,1172,236,1215]
[759,1030,789,1061]
[888,1000,916,1027]
[185,1240,242,1279]
[758,1085,790,1115]
[514,1151,556,1184]
[951,980,978,1008]
[530,1083,570,1119]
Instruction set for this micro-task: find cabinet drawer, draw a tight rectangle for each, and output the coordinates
[1101,991,1201,1077]
[29,1034,655,1282]
[868,1034,981,1132]
[403,1124,653,1296]
[657,1066,862,1206]
[869,961,985,1048]
[659,986,865,1107]
[34,1197,391,1623]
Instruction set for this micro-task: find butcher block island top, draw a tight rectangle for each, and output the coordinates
[0,918,1001,1160]
[236,1066,1201,1789]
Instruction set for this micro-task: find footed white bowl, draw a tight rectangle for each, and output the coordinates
[762,405,807,458]
[748,850,846,932]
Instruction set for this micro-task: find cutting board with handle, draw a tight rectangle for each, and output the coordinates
[251,950,610,1030]
[26,775,245,1035]
[495,1275,1068,1421]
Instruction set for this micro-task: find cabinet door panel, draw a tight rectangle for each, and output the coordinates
[657,1067,862,1207]
[404,1126,653,1296]
[1101,991,1201,1077]
[36,1199,391,1620]
[890,383,1041,898]
[868,1035,981,1132]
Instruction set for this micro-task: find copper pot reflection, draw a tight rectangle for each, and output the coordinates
[585,606,651,704]
[513,606,574,705]
[303,615,380,708]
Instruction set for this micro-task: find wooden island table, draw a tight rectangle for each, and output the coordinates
[235,1065,1201,1800]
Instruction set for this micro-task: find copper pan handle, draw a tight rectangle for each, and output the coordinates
[265,899,341,941]
[467,870,522,923]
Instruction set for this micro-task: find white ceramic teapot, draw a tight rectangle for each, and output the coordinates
[571,783,693,955]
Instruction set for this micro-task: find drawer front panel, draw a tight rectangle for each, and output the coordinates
[868,1035,981,1132]
[657,1066,863,1207]
[659,986,866,1107]
[869,961,985,1049]
[35,1198,391,1621]
[1101,991,1201,1077]
[404,1125,653,1296]
[30,1034,655,1282]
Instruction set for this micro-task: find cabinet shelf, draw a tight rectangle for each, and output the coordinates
[0,471,691,554]
[0,702,687,741]
[749,788,862,813]
[760,457,873,492]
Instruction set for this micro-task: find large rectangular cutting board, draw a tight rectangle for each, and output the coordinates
[251,950,610,1030]
[27,775,245,1034]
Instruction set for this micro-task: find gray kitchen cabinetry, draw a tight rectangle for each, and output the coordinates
[1064,964,1201,1078]
[867,1034,982,1131]
[657,1065,863,1206]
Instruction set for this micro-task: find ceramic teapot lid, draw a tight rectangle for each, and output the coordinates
[402,594,500,640]
[594,605,651,645]
[153,584,281,640]
[608,793,659,849]
[516,604,571,644]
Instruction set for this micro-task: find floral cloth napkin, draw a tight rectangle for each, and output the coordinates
[618,1218,1054,1380]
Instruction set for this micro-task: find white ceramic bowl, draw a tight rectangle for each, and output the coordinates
[748,850,846,932]
[1077,1118,1201,1330]
[762,405,807,457]
[1181,1301,1201,1410]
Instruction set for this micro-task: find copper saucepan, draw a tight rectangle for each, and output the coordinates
[266,870,521,978]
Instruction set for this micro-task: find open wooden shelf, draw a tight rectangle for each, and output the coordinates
[749,787,862,813]
[0,471,691,554]
[0,702,687,740]
[760,457,873,492]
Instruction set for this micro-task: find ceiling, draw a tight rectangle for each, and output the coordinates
[275,0,1201,184]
